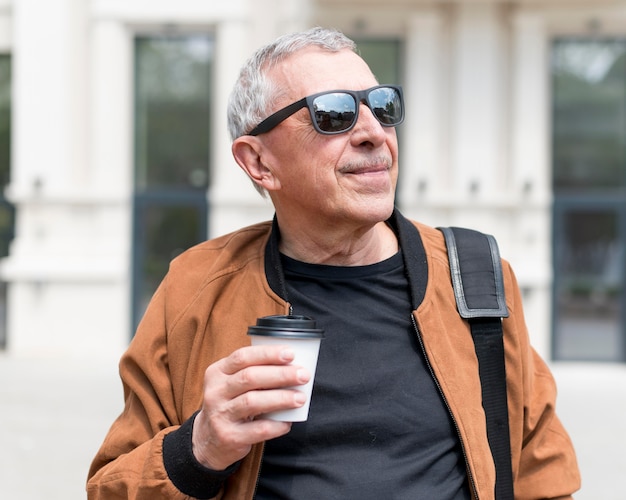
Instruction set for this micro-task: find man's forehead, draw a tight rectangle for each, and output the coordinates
[267,48,374,97]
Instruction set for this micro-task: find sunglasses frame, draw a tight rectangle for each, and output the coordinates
[247,85,404,136]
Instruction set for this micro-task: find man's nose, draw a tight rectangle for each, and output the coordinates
[352,101,387,140]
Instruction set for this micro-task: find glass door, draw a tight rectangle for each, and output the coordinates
[552,39,626,361]
[132,35,214,331]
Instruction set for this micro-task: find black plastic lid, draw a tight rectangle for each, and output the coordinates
[247,315,324,339]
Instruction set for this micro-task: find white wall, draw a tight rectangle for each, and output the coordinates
[2,0,128,358]
[0,0,624,363]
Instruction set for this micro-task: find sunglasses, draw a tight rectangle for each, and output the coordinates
[247,85,404,136]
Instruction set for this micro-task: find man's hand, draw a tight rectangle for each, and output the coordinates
[191,345,310,470]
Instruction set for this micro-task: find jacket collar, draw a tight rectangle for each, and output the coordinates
[264,209,428,311]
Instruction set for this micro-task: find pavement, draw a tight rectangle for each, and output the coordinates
[0,353,624,499]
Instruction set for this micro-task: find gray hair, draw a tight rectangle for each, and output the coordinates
[227,27,357,141]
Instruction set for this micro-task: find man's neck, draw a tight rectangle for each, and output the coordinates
[277,220,399,266]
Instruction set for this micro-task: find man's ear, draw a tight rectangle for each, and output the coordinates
[231,137,280,191]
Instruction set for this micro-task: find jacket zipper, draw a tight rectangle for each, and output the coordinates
[411,313,479,499]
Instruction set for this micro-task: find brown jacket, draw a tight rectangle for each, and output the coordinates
[87,213,580,499]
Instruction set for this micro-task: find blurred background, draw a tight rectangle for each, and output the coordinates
[0,0,625,498]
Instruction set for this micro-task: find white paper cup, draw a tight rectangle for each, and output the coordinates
[248,315,324,422]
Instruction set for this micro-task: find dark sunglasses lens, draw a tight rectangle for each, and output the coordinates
[368,87,403,125]
[312,93,357,133]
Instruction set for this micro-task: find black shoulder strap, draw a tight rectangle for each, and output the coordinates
[439,226,514,500]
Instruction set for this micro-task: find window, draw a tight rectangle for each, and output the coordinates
[0,54,13,349]
[132,35,213,331]
[552,39,626,361]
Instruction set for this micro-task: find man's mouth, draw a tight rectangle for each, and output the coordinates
[340,157,392,175]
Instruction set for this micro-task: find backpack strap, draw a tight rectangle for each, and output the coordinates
[439,226,514,500]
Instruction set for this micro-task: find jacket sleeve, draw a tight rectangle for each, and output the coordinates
[86,278,235,499]
[503,263,581,500]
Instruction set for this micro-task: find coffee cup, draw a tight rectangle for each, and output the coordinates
[248,315,324,422]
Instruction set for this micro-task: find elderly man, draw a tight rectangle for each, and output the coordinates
[87,27,580,499]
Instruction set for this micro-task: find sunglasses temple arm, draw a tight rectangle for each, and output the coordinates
[248,98,308,136]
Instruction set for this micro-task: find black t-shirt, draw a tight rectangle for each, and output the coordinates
[254,251,471,500]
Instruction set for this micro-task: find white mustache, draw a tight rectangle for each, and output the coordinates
[339,157,392,174]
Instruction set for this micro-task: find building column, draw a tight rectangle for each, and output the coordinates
[450,3,509,198]
[400,8,447,218]
[509,11,552,359]
[3,0,129,358]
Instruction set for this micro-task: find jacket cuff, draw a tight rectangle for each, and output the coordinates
[163,411,241,499]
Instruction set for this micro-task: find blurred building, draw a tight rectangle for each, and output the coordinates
[0,0,624,365]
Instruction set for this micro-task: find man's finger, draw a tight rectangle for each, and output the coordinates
[219,345,295,375]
